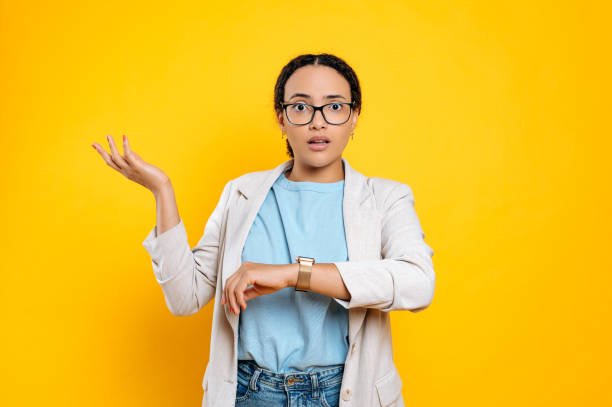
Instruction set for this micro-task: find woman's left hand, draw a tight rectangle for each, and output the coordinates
[221,261,296,315]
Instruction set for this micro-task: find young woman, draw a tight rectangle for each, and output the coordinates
[92,53,435,407]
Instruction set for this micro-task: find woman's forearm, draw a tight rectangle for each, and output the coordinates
[153,180,181,236]
[284,263,351,301]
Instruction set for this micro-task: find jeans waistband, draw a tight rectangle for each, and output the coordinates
[237,359,344,394]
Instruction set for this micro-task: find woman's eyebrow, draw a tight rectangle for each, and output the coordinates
[288,93,347,100]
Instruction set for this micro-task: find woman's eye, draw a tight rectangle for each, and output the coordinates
[330,103,341,110]
[293,103,306,111]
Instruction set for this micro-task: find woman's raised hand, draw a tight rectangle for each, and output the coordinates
[92,134,170,194]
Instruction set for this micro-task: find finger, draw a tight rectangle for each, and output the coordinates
[121,134,134,165]
[123,134,139,166]
[122,134,131,155]
[92,142,122,171]
[228,280,240,315]
[243,286,259,302]
[236,279,247,311]
[106,135,129,169]
[222,274,235,307]
[230,286,239,314]
[223,279,233,311]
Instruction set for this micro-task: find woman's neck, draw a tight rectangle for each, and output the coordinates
[285,158,345,183]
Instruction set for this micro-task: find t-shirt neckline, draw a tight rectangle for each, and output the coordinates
[275,169,344,192]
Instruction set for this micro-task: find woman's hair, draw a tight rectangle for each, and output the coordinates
[274,53,362,158]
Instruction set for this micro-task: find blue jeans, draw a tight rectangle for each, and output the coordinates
[235,359,344,407]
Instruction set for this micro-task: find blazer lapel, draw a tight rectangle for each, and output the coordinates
[340,159,380,341]
[220,159,292,327]
[221,157,379,343]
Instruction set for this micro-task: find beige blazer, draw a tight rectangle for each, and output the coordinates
[142,157,435,407]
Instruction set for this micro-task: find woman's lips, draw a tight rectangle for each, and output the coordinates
[308,141,329,151]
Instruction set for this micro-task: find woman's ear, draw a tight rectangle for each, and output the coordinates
[277,111,286,133]
[351,110,359,131]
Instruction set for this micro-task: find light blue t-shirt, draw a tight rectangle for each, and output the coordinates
[237,169,350,373]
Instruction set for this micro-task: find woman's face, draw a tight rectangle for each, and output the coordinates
[277,65,358,167]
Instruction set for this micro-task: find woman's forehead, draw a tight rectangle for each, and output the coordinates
[285,65,351,99]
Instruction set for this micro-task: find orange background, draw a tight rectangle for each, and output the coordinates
[1,1,610,406]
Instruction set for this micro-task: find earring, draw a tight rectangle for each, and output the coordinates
[351,132,354,140]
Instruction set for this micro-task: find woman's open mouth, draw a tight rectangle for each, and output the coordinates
[307,139,330,151]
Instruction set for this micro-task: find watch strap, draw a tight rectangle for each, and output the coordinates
[295,256,314,292]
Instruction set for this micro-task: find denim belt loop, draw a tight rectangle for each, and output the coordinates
[249,367,262,392]
[310,371,319,398]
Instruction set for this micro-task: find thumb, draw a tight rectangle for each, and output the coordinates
[243,286,261,302]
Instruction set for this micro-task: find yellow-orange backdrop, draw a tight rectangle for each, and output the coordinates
[1,1,610,406]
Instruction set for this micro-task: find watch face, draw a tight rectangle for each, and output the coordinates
[295,256,315,264]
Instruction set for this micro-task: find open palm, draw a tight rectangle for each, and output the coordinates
[91,134,170,193]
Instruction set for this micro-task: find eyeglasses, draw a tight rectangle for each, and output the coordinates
[281,101,355,125]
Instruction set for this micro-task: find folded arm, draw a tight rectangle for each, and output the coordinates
[332,183,435,313]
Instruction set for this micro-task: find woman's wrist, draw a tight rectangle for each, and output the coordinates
[152,178,173,198]
[283,263,299,288]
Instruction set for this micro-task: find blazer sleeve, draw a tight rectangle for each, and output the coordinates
[141,180,233,316]
[332,183,435,313]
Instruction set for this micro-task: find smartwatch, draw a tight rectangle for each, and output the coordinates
[295,256,315,292]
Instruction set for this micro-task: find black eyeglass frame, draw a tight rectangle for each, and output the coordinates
[281,101,356,125]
